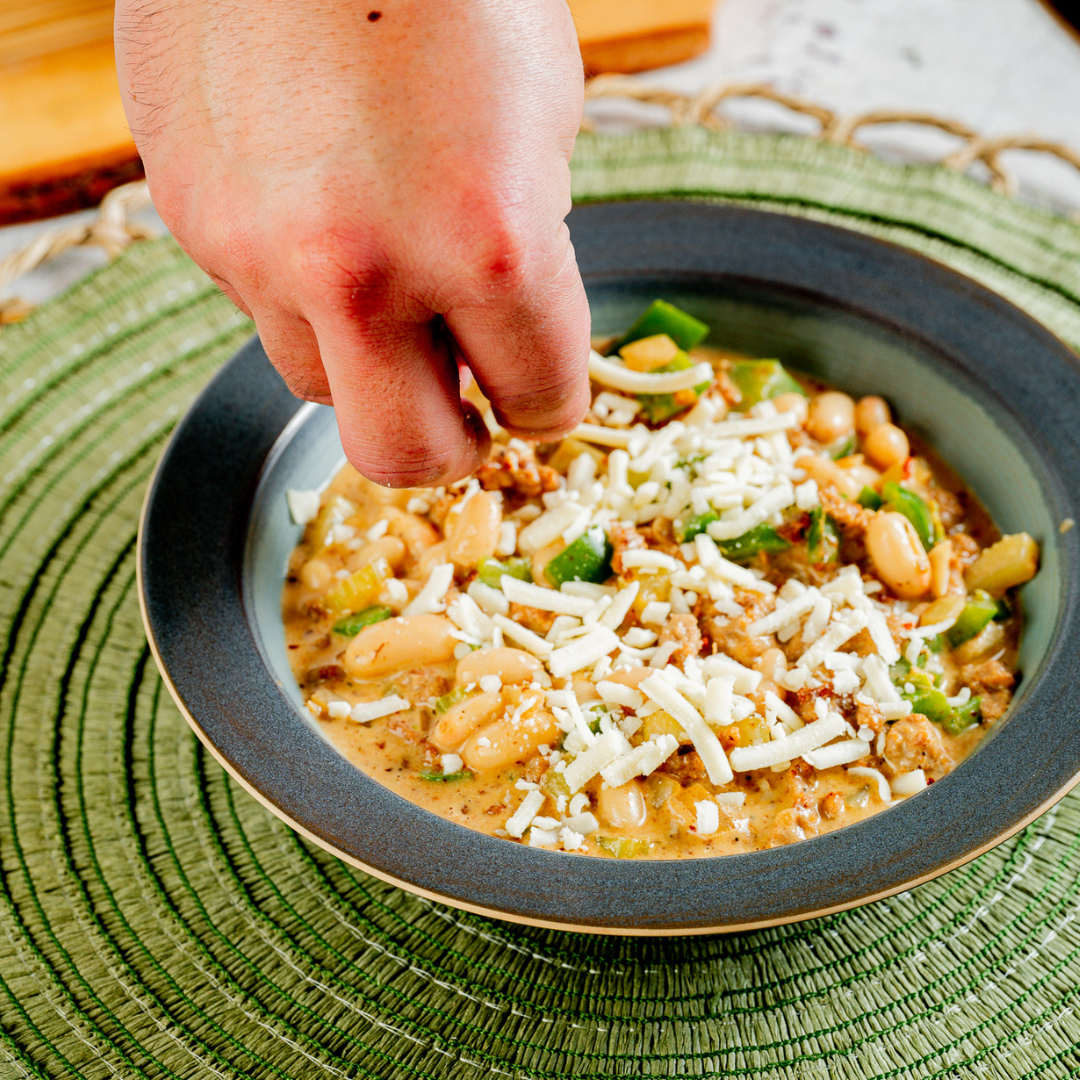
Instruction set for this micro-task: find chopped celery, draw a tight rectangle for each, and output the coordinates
[636,351,711,423]
[332,605,393,636]
[807,506,840,564]
[946,592,999,647]
[434,685,475,715]
[477,557,532,589]
[857,487,884,510]
[418,770,470,782]
[596,835,651,859]
[728,359,805,409]
[676,510,719,543]
[320,556,392,615]
[942,697,982,736]
[545,527,613,587]
[881,481,935,551]
[717,523,791,562]
[613,299,710,352]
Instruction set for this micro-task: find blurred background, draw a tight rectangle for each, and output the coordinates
[3,0,1080,307]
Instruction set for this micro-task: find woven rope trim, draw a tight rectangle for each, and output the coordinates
[583,76,1080,205]
[0,180,153,325]
[4,78,1080,326]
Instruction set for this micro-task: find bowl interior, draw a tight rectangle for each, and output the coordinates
[245,280,1060,769]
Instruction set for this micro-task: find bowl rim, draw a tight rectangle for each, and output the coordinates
[138,200,1080,935]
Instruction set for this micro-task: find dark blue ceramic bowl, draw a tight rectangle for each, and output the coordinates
[138,201,1080,934]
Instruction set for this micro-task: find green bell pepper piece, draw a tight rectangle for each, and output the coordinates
[596,835,651,859]
[635,350,711,423]
[716,523,791,562]
[728,359,806,409]
[807,506,840,564]
[903,683,951,724]
[831,436,856,460]
[545,526,613,587]
[881,481,935,551]
[676,510,719,543]
[613,299,710,352]
[947,591,1000,646]
[942,696,982,736]
[477,557,532,589]
[857,486,884,510]
[331,605,393,636]
[418,770,471,782]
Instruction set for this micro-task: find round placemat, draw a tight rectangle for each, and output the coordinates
[2,129,1080,1079]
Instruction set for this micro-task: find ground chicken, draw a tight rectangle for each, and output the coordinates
[855,699,887,735]
[960,659,1015,722]
[767,767,820,847]
[819,792,845,821]
[699,591,775,667]
[820,486,874,533]
[508,601,557,636]
[884,714,954,778]
[658,613,703,668]
[934,487,965,532]
[393,669,450,707]
[950,532,981,568]
[638,517,684,560]
[659,747,708,784]
[609,521,647,576]
[476,443,559,498]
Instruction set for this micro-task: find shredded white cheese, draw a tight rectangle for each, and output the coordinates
[349,695,411,725]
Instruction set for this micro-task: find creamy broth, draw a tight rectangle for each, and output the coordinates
[282,306,1037,860]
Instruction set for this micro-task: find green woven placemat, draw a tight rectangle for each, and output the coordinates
[2,127,1080,1080]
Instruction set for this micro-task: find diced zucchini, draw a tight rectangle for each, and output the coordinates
[332,605,393,637]
[613,300,710,353]
[309,495,358,552]
[639,710,685,741]
[964,533,1039,595]
[320,556,392,615]
[717,523,791,562]
[676,510,719,543]
[919,594,965,627]
[477,557,532,589]
[596,835,651,859]
[544,526,613,587]
[946,592,999,647]
[807,506,840,564]
[728,359,805,409]
[881,481,935,551]
[942,697,982,736]
[619,333,680,371]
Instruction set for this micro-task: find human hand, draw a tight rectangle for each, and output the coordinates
[115,0,590,486]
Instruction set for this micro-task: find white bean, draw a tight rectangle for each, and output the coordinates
[343,614,456,679]
[865,512,931,599]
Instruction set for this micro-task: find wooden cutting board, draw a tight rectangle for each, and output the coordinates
[0,0,716,224]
